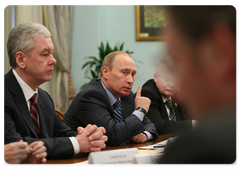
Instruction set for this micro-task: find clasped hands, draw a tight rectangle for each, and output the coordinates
[4,140,47,164]
[128,133,148,143]
[76,124,108,153]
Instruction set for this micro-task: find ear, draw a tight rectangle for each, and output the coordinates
[153,73,157,83]
[15,51,26,69]
[102,66,109,79]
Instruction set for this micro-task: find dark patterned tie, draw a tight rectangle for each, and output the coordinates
[30,93,39,137]
[113,99,123,122]
[165,99,177,121]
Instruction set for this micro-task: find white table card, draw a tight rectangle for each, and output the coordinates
[88,148,138,164]
[133,153,165,164]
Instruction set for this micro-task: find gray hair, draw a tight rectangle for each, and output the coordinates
[154,58,175,81]
[7,22,51,68]
[155,61,168,77]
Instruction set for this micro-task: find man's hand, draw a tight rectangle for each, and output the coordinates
[130,133,148,143]
[21,141,47,164]
[75,124,108,153]
[4,140,28,164]
[135,85,151,116]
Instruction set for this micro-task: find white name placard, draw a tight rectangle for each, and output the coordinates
[133,153,165,164]
[88,148,138,164]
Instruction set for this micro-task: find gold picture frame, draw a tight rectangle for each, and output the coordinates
[136,5,166,41]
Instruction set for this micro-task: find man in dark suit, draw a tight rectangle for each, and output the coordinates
[140,62,193,135]
[159,6,236,163]
[5,23,107,161]
[64,51,158,146]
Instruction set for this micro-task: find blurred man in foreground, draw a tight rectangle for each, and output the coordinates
[160,6,236,163]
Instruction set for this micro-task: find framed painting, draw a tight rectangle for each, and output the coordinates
[136,5,167,41]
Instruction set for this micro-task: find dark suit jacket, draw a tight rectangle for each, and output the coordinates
[64,78,158,146]
[140,79,192,135]
[160,109,236,163]
[4,70,78,159]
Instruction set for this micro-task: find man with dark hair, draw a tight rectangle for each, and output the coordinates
[5,23,107,160]
[64,51,158,146]
[160,6,236,163]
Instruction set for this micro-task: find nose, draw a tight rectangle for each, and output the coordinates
[168,81,177,92]
[168,81,175,89]
[49,54,57,65]
[127,74,134,84]
[169,81,174,86]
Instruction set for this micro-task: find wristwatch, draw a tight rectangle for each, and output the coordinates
[135,107,147,116]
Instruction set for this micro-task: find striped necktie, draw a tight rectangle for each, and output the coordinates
[165,99,177,121]
[113,99,123,122]
[30,93,39,137]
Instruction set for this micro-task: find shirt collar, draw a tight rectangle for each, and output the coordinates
[161,94,171,103]
[100,80,119,106]
[12,69,38,102]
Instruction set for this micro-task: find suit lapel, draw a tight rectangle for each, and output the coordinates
[95,79,116,118]
[150,80,169,120]
[172,99,184,120]
[120,100,128,119]
[158,93,169,120]
[7,70,37,138]
[37,91,47,138]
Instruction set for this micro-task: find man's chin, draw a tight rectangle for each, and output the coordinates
[121,91,131,97]
[42,76,52,83]
[162,93,175,99]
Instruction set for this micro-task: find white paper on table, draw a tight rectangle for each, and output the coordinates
[138,139,168,151]
[69,161,88,165]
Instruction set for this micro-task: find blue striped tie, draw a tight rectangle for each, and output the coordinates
[113,99,123,122]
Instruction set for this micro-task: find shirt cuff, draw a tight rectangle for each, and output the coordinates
[143,131,153,141]
[132,110,144,121]
[69,137,80,154]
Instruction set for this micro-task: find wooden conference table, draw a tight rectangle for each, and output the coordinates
[46,133,176,164]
